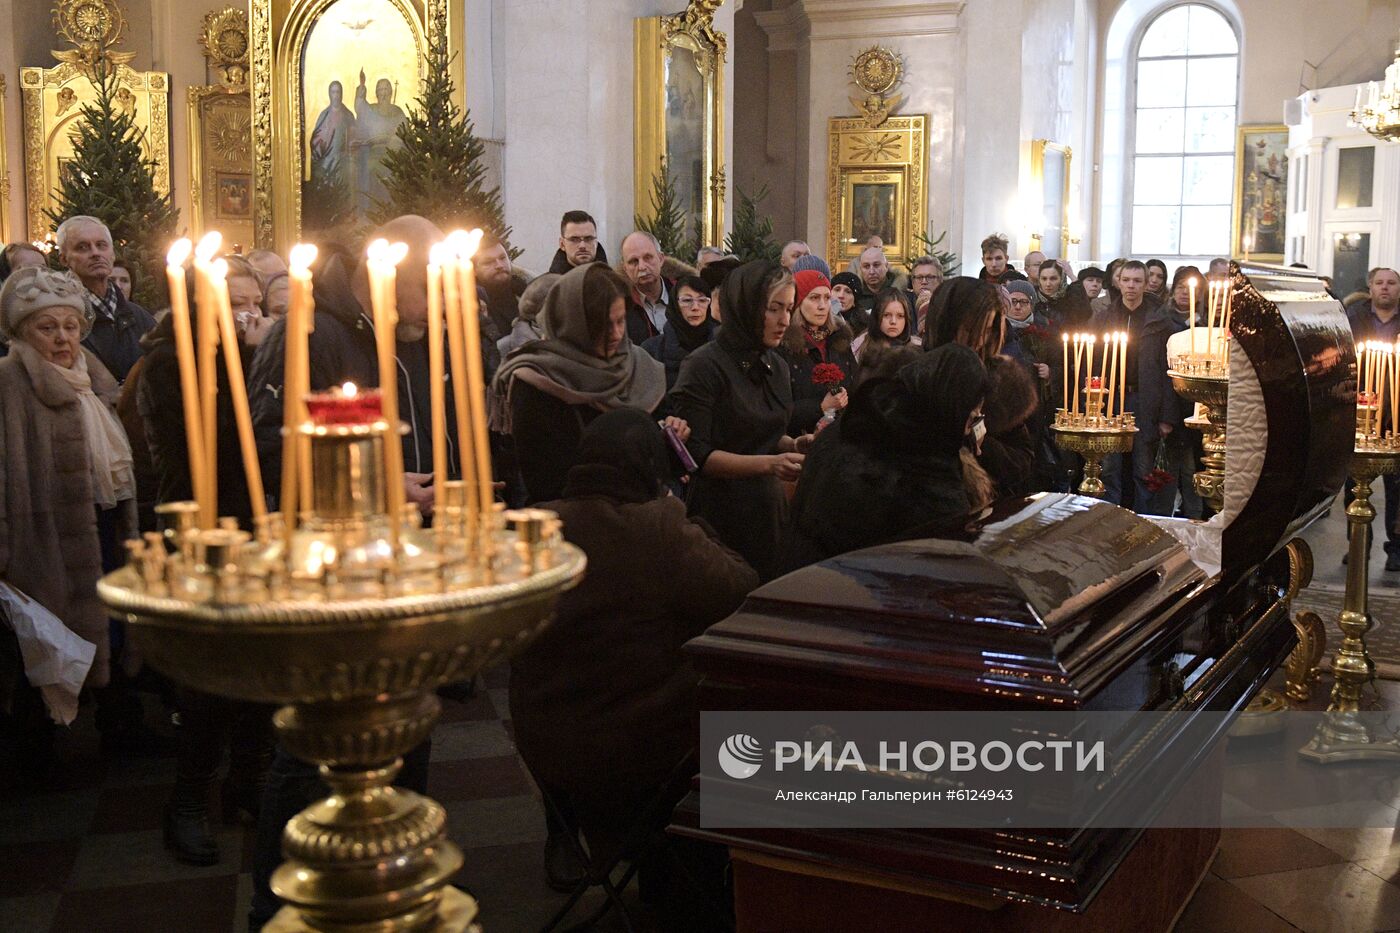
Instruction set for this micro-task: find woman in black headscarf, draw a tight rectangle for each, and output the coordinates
[924,277,1046,499]
[510,408,757,887]
[669,261,809,581]
[491,263,679,504]
[642,273,717,390]
[781,345,989,572]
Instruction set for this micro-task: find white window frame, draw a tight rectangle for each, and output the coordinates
[1124,2,1242,259]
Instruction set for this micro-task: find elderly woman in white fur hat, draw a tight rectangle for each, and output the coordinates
[0,266,136,699]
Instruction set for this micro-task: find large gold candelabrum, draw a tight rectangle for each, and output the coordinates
[1301,371,1400,762]
[1051,388,1136,497]
[100,234,586,931]
[1168,358,1230,514]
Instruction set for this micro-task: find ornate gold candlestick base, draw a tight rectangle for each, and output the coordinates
[1168,369,1228,513]
[101,419,587,930]
[1300,446,1400,763]
[1051,397,1136,498]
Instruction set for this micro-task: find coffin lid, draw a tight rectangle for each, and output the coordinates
[688,494,1205,708]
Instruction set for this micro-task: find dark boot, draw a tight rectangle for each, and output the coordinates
[164,778,219,865]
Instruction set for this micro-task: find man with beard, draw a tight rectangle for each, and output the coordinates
[548,210,609,274]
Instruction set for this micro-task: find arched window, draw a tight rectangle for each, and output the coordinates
[1130,4,1239,257]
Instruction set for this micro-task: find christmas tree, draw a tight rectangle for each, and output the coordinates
[724,185,781,264]
[47,60,178,309]
[634,160,696,259]
[373,27,516,257]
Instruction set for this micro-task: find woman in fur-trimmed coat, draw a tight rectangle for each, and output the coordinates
[781,269,858,435]
[0,269,138,689]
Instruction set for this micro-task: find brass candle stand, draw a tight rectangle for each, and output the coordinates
[1168,359,1229,514]
[100,415,586,930]
[1051,388,1136,497]
[1300,436,1400,763]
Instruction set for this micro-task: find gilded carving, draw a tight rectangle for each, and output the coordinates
[848,46,904,129]
[20,11,170,241]
[0,75,10,243]
[190,7,253,243]
[636,0,727,247]
[826,115,926,268]
[250,0,450,250]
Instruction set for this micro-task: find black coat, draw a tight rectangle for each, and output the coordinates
[247,255,466,503]
[138,313,259,526]
[780,419,969,573]
[780,323,858,435]
[643,321,714,392]
[546,242,609,275]
[625,278,676,347]
[509,380,603,505]
[82,286,155,383]
[1090,296,1185,429]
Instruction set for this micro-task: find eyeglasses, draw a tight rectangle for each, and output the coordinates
[912,273,939,283]
[564,235,597,246]
[678,296,711,307]
[1009,297,1033,308]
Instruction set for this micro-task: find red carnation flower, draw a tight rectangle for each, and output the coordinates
[811,362,847,389]
[1143,468,1175,493]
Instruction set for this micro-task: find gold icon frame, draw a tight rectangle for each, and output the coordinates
[249,0,461,251]
[1030,139,1073,259]
[634,0,727,249]
[826,114,927,267]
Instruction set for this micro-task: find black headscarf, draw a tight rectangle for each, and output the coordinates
[841,343,988,458]
[924,277,990,346]
[716,260,782,378]
[561,408,670,504]
[666,275,717,353]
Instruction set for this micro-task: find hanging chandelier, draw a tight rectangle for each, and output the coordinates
[1351,32,1400,141]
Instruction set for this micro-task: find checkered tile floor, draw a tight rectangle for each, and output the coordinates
[0,664,638,933]
[8,657,1400,931]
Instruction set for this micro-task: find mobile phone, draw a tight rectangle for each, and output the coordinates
[664,424,698,474]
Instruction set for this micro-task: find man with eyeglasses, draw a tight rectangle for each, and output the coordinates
[548,210,609,274]
[908,256,943,331]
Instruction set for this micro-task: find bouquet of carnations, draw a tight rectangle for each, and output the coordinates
[811,362,847,395]
[1143,440,1175,493]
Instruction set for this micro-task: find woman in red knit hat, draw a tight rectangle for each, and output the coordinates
[780,269,858,434]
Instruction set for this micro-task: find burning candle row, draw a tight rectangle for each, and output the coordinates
[163,228,497,557]
[1185,277,1233,367]
[1060,331,1129,422]
[165,233,266,531]
[1358,338,1400,442]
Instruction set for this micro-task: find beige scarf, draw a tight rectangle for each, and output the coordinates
[48,352,134,509]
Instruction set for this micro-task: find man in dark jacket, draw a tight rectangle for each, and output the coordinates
[57,214,155,382]
[476,235,527,338]
[976,233,1027,287]
[621,230,674,345]
[547,210,609,275]
[1091,260,1183,515]
[1348,267,1400,570]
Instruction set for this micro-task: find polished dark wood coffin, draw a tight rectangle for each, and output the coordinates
[669,264,1354,927]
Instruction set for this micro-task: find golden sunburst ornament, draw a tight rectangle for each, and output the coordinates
[52,0,135,68]
[200,8,250,86]
[850,133,902,162]
[209,107,252,163]
[848,46,905,129]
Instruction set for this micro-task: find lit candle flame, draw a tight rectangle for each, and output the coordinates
[195,231,223,264]
[447,228,484,261]
[366,238,390,264]
[167,238,192,268]
[429,241,453,268]
[342,382,358,398]
[209,258,228,280]
[289,243,318,274]
[386,241,409,267]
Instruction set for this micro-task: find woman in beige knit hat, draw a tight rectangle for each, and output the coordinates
[0,266,136,704]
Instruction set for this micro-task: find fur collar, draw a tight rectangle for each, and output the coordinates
[4,340,117,409]
[782,315,854,359]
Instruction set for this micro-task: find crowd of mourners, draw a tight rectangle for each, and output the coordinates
[1,208,1397,929]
